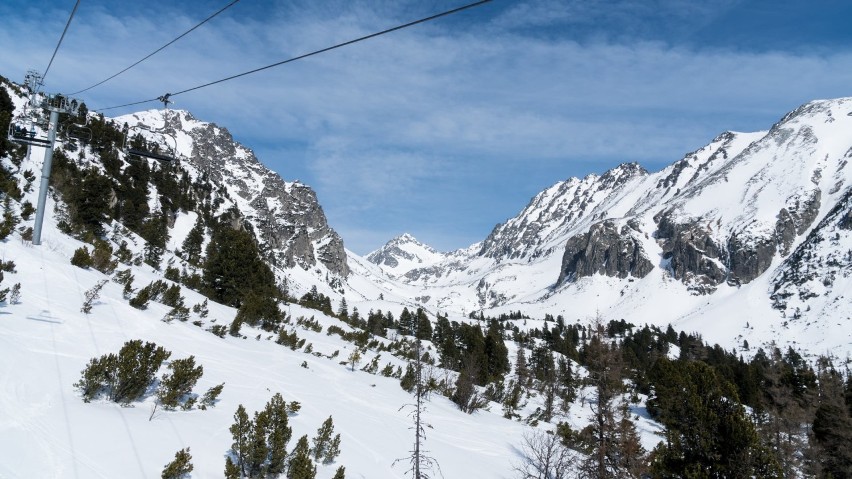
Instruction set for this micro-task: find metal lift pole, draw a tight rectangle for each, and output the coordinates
[32,107,60,245]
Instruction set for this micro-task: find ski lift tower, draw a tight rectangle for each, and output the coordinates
[29,83,82,245]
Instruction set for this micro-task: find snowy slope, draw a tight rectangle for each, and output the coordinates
[0,232,535,478]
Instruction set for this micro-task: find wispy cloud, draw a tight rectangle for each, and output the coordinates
[2,0,851,253]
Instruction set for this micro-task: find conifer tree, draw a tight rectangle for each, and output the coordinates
[415,308,432,340]
[265,393,292,475]
[140,208,170,269]
[348,349,361,372]
[398,307,414,336]
[288,435,316,479]
[229,405,251,477]
[81,279,107,314]
[200,383,225,409]
[581,321,627,478]
[71,246,94,269]
[181,215,205,265]
[157,356,204,410]
[75,339,171,403]
[246,409,270,477]
[758,346,810,476]
[235,291,282,331]
[203,227,277,308]
[68,170,112,236]
[337,297,348,320]
[312,416,341,464]
[224,457,240,479]
[332,465,346,479]
[161,447,193,479]
[515,347,529,389]
[91,239,117,274]
[0,197,17,240]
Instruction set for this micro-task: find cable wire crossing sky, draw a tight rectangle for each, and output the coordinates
[2,0,851,254]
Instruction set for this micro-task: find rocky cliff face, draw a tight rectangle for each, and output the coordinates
[771,187,852,318]
[119,110,349,278]
[557,220,653,284]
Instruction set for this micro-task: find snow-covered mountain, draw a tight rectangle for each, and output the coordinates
[365,233,447,277]
[115,109,349,284]
[355,98,852,358]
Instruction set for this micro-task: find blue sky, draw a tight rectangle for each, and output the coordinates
[2,0,852,254]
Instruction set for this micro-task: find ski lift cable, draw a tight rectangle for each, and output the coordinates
[93,0,492,112]
[42,0,82,84]
[69,0,242,96]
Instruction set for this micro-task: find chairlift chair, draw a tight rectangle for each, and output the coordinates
[122,125,180,164]
[64,124,93,142]
[7,114,51,147]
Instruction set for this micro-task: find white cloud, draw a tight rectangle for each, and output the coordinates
[3,0,852,253]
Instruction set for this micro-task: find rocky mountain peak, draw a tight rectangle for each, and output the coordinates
[477,162,649,262]
[366,233,445,276]
[116,109,350,278]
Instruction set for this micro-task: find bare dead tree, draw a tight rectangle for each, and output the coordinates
[512,430,573,479]
[394,337,442,479]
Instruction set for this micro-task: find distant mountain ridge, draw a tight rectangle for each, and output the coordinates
[357,98,852,357]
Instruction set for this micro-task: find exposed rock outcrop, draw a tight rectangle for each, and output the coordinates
[557,220,653,284]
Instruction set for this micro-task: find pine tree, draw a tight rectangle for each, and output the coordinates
[203,227,277,308]
[161,447,193,479]
[200,383,225,409]
[8,282,20,304]
[235,291,282,331]
[312,416,341,464]
[398,307,414,336]
[758,346,811,477]
[515,347,529,388]
[68,170,112,236]
[265,393,292,475]
[140,208,170,269]
[483,319,510,383]
[288,435,316,479]
[0,196,18,240]
[157,356,204,409]
[580,321,628,479]
[246,409,270,477]
[332,465,346,479]
[348,349,361,372]
[224,457,240,479]
[74,340,171,403]
[415,308,432,340]
[229,405,251,477]
[71,246,94,269]
[81,279,107,314]
[337,297,348,320]
[91,239,117,274]
[181,215,205,265]
[452,356,482,414]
